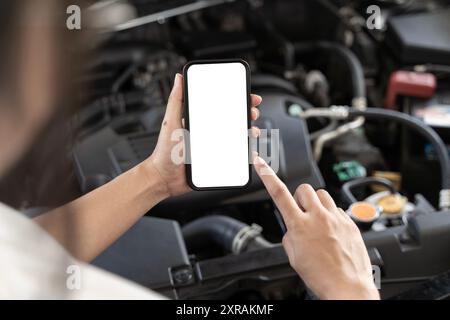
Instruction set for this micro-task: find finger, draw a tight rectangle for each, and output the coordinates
[251,126,260,138]
[251,107,260,121]
[164,73,183,126]
[294,184,326,214]
[316,189,339,213]
[282,234,294,262]
[254,156,303,228]
[338,208,351,220]
[251,94,262,108]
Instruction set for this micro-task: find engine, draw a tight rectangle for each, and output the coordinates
[58,0,450,299]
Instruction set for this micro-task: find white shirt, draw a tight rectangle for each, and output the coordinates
[0,202,164,299]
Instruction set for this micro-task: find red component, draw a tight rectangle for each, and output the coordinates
[384,71,436,109]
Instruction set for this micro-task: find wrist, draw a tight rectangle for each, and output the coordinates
[137,160,170,203]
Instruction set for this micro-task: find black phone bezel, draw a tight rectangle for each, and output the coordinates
[182,59,252,191]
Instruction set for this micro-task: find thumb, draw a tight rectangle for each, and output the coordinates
[164,73,184,126]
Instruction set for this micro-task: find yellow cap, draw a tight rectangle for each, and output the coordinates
[377,194,407,214]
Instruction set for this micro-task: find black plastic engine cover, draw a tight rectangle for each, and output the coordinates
[386,9,450,65]
[92,216,191,296]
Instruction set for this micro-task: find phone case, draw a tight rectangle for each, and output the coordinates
[182,59,252,191]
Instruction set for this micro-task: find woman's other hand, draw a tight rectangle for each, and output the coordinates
[254,156,379,300]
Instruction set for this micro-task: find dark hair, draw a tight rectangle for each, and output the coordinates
[0,2,22,111]
[0,1,87,209]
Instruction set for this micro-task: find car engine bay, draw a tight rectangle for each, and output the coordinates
[10,0,450,299]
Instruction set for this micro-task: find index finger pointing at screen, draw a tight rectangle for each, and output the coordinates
[253,156,303,228]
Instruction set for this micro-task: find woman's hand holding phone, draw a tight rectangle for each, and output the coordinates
[143,73,262,197]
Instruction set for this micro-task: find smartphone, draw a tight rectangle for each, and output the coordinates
[183,59,251,190]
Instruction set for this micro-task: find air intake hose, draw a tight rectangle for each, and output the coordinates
[182,215,273,254]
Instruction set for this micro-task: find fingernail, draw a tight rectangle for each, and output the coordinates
[255,156,266,165]
[173,73,182,87]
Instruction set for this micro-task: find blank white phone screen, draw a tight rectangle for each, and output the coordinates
[186,62,249,188]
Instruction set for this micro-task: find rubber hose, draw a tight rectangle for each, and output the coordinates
[294,41,366,100]
[348,108,450,190]
[182,215,270,254]
[342,177,397,204]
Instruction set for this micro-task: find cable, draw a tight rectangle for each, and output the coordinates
[299,106,450,209]
[293,41,366,100]
[342,177,397,204]
[313,116,364,161]
[348,108,450,192]
[294,41,367,161]
[309,119,338,141]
